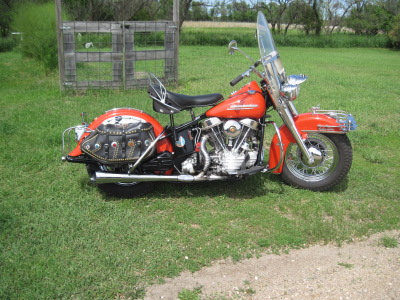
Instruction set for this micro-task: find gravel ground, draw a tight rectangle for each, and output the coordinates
[144,230,400,300]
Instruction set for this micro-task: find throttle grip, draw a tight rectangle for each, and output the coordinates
[230,74,244,86]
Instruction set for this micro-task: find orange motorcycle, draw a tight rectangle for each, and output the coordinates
[62,12,357,197]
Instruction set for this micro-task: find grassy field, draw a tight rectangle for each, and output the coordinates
[0,45,399,299]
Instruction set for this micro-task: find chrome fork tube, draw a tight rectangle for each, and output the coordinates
[288,101,298,116]
[278,99,314,164]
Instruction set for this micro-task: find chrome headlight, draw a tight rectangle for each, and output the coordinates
[282,84,300,101]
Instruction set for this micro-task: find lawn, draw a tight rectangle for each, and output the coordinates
[0,45,399,299]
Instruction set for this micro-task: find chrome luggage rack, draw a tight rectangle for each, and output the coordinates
[61,125,92,158]
[311,107,357,133]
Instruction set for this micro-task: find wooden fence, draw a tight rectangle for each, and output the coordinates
[55,0,180,90]
[59,20,178,89]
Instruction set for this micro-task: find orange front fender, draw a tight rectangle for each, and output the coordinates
[268,113,346,174]
[68,108,173,157]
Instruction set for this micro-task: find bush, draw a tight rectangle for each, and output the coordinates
[181,28,257,47]
[180,27,390,48]
[388,15,400,49]
[0,36,17,52]
[12,2,58,71]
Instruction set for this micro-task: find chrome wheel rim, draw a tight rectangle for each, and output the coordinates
[285,133,338,182]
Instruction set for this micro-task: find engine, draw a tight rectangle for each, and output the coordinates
[181,117,261,176]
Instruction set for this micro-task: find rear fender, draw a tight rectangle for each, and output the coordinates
[268,113,347,174]
[68,108,173,157]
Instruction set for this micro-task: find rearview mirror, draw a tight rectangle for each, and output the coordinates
[228,40,238,55]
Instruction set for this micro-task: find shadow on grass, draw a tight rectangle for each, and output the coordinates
[79,172,286,200]
[328,176,349,193]
[154,173,286,200]
[80,172,350,201]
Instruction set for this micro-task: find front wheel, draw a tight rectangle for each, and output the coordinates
[281,133,352,191]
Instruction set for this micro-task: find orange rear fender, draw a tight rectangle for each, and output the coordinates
[68,108,172,157]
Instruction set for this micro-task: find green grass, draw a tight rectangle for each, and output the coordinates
[0,45,399,299]
[338,262,354,269]
[178,287,202,300]
[380,235,398,248]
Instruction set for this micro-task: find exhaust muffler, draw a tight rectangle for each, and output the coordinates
[92,172,228,184]
[92,172,195,184]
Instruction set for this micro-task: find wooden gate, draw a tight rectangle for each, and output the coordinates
[59,20,178,89]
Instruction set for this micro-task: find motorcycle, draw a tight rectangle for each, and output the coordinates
[62,12,357,198]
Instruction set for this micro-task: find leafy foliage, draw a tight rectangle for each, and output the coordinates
[0,0,13,37]
[181,27,390,48]
[346,3,392,35]
[0,36,17,52]
[11,2,58,71]
[388,14,400,48]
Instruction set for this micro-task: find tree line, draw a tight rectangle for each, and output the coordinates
[1,0,399,46]
[188,0,399,37]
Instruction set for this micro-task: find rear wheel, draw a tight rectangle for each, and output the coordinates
[86,164,154,198]
[281,133,352,191]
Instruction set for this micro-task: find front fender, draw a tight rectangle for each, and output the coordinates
[268,113,349,174]
[68,108,173,157]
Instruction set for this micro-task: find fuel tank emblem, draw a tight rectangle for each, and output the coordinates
[227,104,258,110]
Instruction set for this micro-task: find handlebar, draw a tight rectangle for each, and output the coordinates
[230,74,244,86]
[229,61,261,87]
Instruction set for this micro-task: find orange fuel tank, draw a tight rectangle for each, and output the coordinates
[205,81,266,119]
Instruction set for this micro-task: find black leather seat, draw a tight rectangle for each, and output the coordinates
[166,90,224,109]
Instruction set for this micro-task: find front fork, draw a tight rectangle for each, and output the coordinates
[277,98,315,164]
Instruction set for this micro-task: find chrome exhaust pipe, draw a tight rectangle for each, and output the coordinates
[93,172,195,184]
[92,172,229,184]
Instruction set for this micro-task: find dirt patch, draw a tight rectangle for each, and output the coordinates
[145,230,400,299]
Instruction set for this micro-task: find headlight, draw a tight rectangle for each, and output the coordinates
[281,84,300,101]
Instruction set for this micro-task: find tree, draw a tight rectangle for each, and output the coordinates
[263,0,293,33]
[283,0,309,34]
[187,1,210,20]
[0,0,13,37]
[231,1,255,22]
[311,0,323,35]
[63,0,112,21]
[346,2,391,34]
[388,14,400,48]
[210,1,229,21]
[323,0,355,33]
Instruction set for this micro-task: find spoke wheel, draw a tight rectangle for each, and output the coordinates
[282,133,352,191]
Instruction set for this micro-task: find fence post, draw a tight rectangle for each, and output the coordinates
[55,0,65,90]
[173,0,179,83]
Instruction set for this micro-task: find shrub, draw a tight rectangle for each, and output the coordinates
[0,36,17,52]
[388,15,400,49]
[12,2,58,71]
[180,27,390,48]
